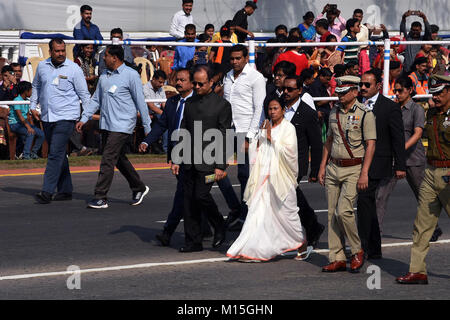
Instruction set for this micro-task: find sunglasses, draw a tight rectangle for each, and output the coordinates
[193,81,206,87]
[393,88,405,94]
[282,86,298,92]
[358,82,372,88]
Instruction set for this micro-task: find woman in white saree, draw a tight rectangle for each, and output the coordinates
[227,98,311,262]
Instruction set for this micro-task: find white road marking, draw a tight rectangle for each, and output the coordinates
[1,239,449,281]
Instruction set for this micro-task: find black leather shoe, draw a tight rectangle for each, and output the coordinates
[430,227,442,242]
[179,244,203,253]
[35,192,52,204]
[155,230,171,246]
[53,193,72,201]
[212,229,226,248]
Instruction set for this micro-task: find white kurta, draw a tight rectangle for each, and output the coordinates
[227,119,305,261]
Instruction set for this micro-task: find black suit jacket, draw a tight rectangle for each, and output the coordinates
[176,91,232,172]
[143,93,191,163]
[290,95,323,180]
[368,94,407,179]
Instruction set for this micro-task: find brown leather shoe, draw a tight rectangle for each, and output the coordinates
[396,272,428,284]
[350,249,365,273]
[322,260,346,272]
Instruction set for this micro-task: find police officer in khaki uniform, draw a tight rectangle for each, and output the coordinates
[318,76,377,273]
[396,75,450,285]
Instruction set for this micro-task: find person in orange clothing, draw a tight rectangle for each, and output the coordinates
[409,57,430,95]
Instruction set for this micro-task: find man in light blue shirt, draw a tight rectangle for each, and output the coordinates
[76,45,151,209]
[31,38,91,204]
[172,24,199,71]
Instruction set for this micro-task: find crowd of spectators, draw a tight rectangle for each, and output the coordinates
[0,1,448,161]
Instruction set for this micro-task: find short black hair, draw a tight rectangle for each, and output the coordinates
[288,27,301,38]
[49,38,65,51]
[346,61,358,70]
[346,18,359,32]
[183,0,193,3]
[364,68,383,83]
[230,44,248,57]
[300,68,315,82]
[273,61,296,77]
[325,34,337,42]
[431,24,439,34]
[10,62,21,69]
[395,76,414,90]
[1,65,13,74]
[18,81,32,94]
[315,19,329,30]
[411,21,422,29]
[153,70,167,80]
[284,75,303,90]
[110,28,123,37]
[204,24,214,31]
[334,64,346,77]
[275,24,288,34]
[80,5,92,13]
[185,24,196,33]
[196,33,210,42]
[192,64,214,81]
[353,8,363,15]
[176,68,193,81]
[105,45,124,61]
[318,68,333,78]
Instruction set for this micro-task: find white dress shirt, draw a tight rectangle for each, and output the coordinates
[363,92,379,111]
[284,97,301,122]
[223,64,266,140]
[169,10,194,39]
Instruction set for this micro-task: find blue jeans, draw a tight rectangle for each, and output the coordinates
[10,123,45,157]
[42,120,75,195]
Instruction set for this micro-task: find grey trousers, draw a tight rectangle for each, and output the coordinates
[94,131,146,199]
[375,165,425,235]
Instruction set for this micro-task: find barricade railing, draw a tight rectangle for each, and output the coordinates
[0,38,449,103]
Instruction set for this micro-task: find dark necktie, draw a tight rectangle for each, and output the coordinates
[175,98,185,130]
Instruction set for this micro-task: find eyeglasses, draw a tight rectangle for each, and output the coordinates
[393,88,405,94]
[358,82,372,88]
[282,86,298,92]
[193,81,206,87]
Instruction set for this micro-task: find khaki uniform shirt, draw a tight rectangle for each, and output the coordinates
[328,100,377,159]
[425,107,450,160]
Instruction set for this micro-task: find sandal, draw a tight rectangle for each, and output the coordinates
[294,245,313,261]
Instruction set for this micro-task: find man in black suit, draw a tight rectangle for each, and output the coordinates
[357,69,407,259]
[139,68,194,246]
[171,64,232,252]
[281,76,325,247]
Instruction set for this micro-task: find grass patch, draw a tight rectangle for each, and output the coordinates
[0,154,167,170]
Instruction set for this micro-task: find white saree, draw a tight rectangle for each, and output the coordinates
[227,119,305,261]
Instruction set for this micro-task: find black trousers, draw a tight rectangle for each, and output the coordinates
[297,177,323,245]
[95,131,146,199]
[182,166,225,246]
[357,178,382,256]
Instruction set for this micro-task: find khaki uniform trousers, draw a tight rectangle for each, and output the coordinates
[325,162,362,262]
[410,166,450,274]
